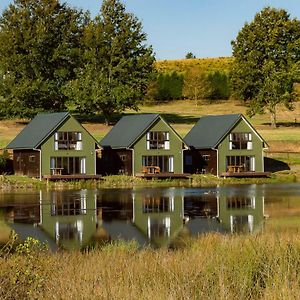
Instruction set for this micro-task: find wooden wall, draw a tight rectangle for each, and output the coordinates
[184,149,217,175]
[13,150,40,177]
[99,149,132,175]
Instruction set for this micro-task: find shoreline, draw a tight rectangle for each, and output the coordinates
[0,171,298,190]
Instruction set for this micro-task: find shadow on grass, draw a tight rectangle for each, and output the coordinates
[262,121,300,128]
[264,157,290,172]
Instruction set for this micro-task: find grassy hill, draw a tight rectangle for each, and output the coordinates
[155,57,233,74]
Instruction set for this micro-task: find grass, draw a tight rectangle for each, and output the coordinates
[2,99,300,153]
[2,232,300,299]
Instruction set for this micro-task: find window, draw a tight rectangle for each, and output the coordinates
[50,157,86,175]
[229,133,252,150]
[28,155,35,163]
[146,131,170,150]
[227,196,256,209]
[54,132,82,150]
[202,154,210,161]
[120,154,127,161]
[142,156,174,173]
[185,155,193,165]
[143,196,174,213]
[226,156,255,172]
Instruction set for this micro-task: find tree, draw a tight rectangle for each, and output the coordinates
[0,0,87,118]
[231,7,300,127]
[64,0,155,124]
[185,52,196,59]
[154,71,184,101]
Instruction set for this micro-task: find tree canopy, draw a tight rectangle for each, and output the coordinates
[0,0,87,118]
[64,0,155,123]
[231,7,300,127]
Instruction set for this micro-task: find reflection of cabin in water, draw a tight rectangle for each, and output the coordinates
[184,114,268,177]
[6,112,100,180]
[217,191,265,233]
[40,190,98,250]
[100,114,188,177]
[132,189,184,248]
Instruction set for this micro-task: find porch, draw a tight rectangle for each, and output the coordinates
[136,172,190,179]
[43,174,102,181]
[219,171,271,178]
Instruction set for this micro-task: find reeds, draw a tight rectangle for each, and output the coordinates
[2,232,300,299]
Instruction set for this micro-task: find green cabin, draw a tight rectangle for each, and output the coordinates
[100,114,187,176]
[6,112,99,179]
[184,114,268,176]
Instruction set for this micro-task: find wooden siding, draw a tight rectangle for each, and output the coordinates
[184,149,217,175]
[100,149,132,175]
[13,150,40,177]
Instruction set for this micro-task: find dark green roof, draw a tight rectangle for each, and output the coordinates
[7,112,70,149]
[100,114,160,148]
[184,114,244,148]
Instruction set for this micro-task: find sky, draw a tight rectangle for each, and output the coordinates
[1,0,300,60]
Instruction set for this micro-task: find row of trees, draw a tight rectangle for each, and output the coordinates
[149,70,230,102]
[0,0,154,123]
[0,2,299,127]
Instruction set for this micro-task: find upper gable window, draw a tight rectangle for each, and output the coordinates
[229,133,252,150]
[54,132,82,150]
[146,131,170,150]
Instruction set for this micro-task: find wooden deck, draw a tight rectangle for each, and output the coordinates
[219,172,271,178]
[136,172,190,179]
[43,174,102,181]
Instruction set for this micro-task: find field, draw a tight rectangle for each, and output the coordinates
[2,232,300,299]
[2,99,300,156]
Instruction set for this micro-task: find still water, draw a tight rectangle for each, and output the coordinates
[1,183,300,250]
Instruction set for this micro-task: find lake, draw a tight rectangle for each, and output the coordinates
[1,183,300,250]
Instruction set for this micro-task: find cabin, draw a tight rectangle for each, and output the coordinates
[100,114,188,176]
[6,112,100,180]
[184,114,268,177]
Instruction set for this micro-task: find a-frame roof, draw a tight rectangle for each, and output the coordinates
[184,114,266,149]
[7,112,72,149]
[100,114,184,149]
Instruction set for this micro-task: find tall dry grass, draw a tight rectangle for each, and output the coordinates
[1,233,300,299]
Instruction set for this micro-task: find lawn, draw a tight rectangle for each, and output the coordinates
[1,99,300,153]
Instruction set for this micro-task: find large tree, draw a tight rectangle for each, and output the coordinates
[0,0,86,118]
[231,7,300,127]
[64,0,155,124]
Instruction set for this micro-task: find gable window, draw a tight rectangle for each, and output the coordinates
[54,132,82,150]
[146,131,170,150]
[229,133,252,150]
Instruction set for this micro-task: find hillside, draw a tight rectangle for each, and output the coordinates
[155,57,233,74]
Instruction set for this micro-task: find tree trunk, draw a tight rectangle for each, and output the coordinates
[270,108,277,128]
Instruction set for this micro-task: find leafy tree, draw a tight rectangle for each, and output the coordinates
[0,0,87,118]
[206,71,230,100]
[154,71,184,101]
[184,70,229,104]
[185,52,196,59]
[231,7,300,127]
[64,0,155,124]
[183,70,211,105]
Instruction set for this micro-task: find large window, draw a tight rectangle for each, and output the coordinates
[142,156,174,173]
[229,133,252,150]
[50,157,86,175]
[54,132,82,150]
[226,156,255,172]
[146,131,170,150]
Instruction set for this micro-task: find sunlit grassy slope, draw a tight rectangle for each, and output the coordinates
[156,57,233,74]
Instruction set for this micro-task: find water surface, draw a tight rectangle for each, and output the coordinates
[1,183,299,250]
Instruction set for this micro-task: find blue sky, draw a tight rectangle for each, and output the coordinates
[1,0,300,60]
